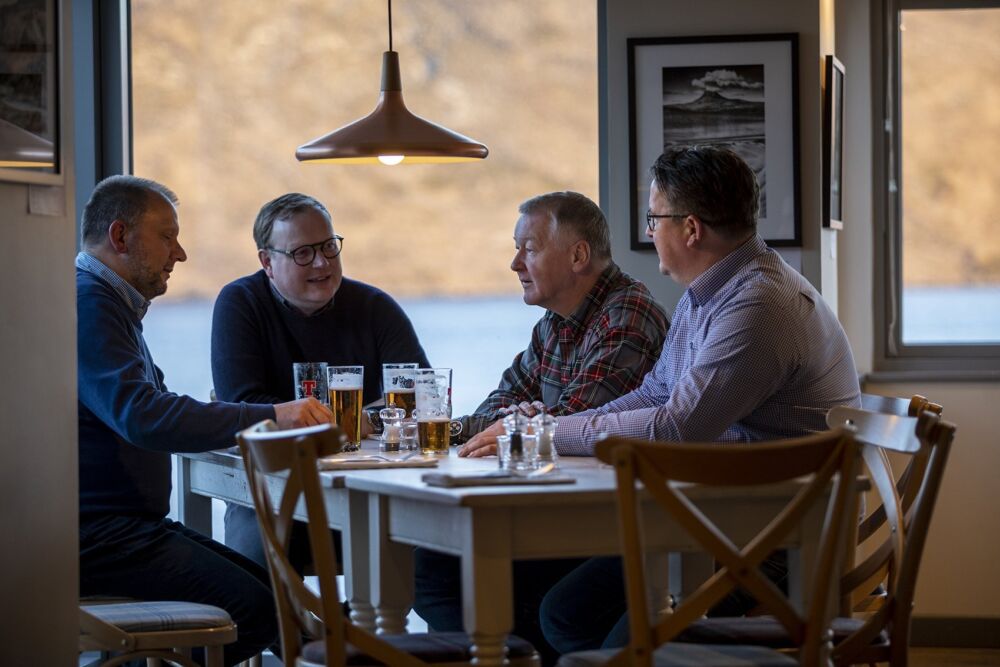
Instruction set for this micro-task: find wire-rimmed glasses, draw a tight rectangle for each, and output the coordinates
[645,211,690,232]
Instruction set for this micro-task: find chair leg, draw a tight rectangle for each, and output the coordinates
[205,644,225,667]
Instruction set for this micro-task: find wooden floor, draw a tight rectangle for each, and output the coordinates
[911,648,1000,666]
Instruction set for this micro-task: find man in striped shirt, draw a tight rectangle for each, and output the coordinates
[459,147,860,656]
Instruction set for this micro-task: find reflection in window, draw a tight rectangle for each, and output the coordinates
[900,8,1000,344]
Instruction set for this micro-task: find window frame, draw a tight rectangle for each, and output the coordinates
[873,0,1000,377]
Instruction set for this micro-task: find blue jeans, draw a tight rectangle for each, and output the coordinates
[413,548,586,667]
[540,551,790,654]
[80,515,278,666]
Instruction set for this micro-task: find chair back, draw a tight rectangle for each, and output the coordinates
[594,429,862,667]
[236,420,425,667]
[825,406,954,665]
[860,393,941,419]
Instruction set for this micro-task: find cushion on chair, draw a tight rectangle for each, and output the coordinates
[81,601,234,632]
[300,631,537,665]
[673,615,888,648]
[556,643,798,667]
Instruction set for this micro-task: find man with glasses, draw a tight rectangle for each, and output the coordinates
[462,146,861,656]
[77,176,333,665]
[211,192,429,569]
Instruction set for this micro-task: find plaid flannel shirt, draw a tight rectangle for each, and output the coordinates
[457,263,668,440]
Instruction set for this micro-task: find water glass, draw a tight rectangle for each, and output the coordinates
[293,362,329,403]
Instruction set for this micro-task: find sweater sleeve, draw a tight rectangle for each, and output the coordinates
[371,290,431,369]
[78,290,275,453]
[211,281,285,404]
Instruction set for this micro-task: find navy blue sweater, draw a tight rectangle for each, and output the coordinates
[77,268,275,518]
[211,271,429,406]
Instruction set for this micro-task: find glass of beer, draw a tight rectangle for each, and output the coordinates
[327,365,364,450]
[382,362,418,417]
[412,368,456,455]
[293,362,329,403]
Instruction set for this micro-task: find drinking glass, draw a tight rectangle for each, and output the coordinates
[293,362,329,403]
[382,362,418,417]
[327,365,364,450]
[412,368,460,455]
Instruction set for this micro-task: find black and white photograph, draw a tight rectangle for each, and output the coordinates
[628,34,800,248]
[823,54,845,229]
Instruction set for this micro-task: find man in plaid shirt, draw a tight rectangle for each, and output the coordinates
[455,190,669,442]
[418,191,668,665]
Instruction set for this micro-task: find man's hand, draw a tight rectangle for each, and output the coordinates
[274,397,333,429]
[458,419,506,458]
[497,400,547,418]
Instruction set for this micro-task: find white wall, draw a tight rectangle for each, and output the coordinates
[0,3,79,661]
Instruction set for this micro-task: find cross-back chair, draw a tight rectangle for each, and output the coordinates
[667,402,953,667]
[236,420,540,667]
[556,428,863,667]
[79,599,237,667]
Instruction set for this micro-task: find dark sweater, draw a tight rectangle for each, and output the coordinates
[211,270,429,406]
[77,268,275,519]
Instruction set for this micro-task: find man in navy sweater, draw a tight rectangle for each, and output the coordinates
[77,175,331,666]
[211,192,429,570]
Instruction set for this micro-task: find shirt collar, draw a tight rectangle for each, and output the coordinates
[268,279,335,317]
[686,235,768,307]
[75,252,150,319]
[556,262,623,332]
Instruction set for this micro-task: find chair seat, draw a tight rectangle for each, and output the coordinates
[81,601,234,633]
[672,615,889,649]
[300,631,537,665]
[556,643,799,667]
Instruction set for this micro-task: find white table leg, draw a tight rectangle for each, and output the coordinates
[369,493,412,634]
[344,489,376,631]
[460,507,512,667]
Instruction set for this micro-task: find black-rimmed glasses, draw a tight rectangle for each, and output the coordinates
[267,236,344,266]
[646,210,690,232]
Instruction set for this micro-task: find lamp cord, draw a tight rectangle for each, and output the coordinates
[388,0,393,52]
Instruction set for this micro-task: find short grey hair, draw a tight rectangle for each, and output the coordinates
[80,175,178,248]
[518,191,611,261]
[253,193,332,249]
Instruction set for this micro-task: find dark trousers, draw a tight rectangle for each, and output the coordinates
[539,550,789,654]
[224,503,342,574]
[80,514,278,667]
[414,547,586,667]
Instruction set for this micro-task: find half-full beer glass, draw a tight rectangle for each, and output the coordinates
[382,362,418,417]
[412,368,455,455]
[293,362,329,403]
[328,365,364,449]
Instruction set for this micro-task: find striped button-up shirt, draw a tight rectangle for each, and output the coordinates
[458,263,669,440]
[555,236,861,455]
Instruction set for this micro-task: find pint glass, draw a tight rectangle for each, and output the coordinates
[328,365,364,448]
[412,368,456,455]
[293,362,329,403]
[382,362,418,417]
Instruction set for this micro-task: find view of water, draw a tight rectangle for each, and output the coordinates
[144,295,545,417]
[902,285,1000,344]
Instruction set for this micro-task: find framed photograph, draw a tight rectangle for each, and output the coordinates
[0,0,61,184]
[628,34,801,248]
[822,55,845,230]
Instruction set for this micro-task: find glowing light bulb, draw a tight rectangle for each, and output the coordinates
[378,155,405,166]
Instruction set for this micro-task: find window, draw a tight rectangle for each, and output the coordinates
[877,0,1000,374]
[129,1,598,410]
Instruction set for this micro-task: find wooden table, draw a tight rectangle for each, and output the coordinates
[179,446,834,667]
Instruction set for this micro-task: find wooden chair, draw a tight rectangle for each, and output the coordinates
[556,428,863,667]
[236,420,540,667]
[79,599,237,667]
[859,393,941,419]
[666,406,954,667]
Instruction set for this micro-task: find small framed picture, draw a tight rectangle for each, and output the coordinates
[628,33,801,248]
[823,55,845,230]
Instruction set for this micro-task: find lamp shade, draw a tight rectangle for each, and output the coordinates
[296,51,488,164]
[0,118,55,168]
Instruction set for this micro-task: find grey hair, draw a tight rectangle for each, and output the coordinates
[80,175,178,248]
[518,191,611,261]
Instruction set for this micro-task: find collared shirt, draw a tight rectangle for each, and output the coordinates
[554,236,861,455]
[458,263,669,439]
[267,279,335,317]
[75,252,150,319]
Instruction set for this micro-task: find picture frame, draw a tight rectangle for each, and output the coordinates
[628,34,801,248]
[0,0,62,185]
[822,55,845,230]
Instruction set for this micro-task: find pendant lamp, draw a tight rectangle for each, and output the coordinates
[296,0,488,165]
[0,118,55,169]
